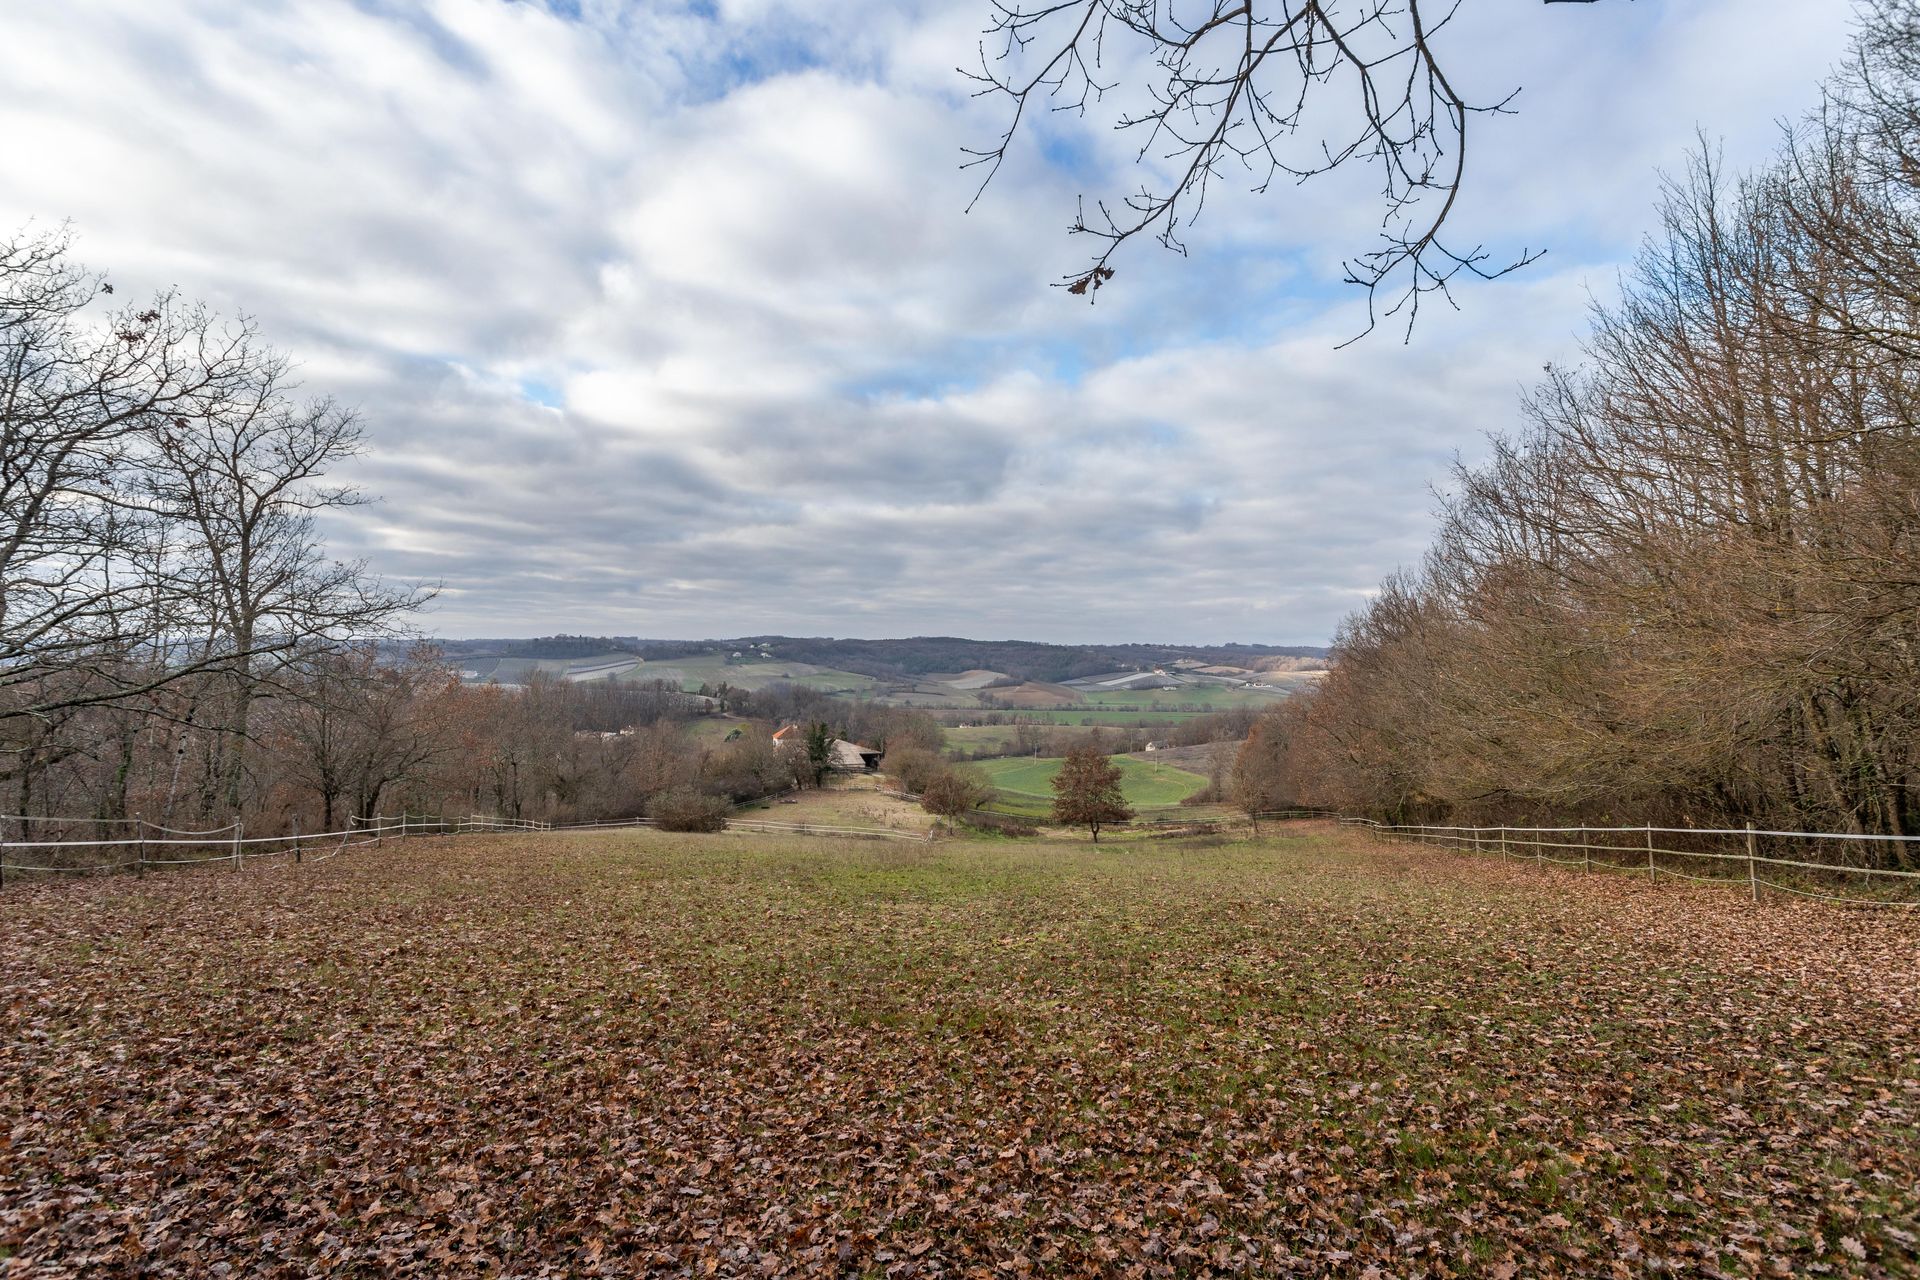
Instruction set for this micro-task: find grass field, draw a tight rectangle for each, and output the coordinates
[733,778,936,834]
[978,753,1210,808]
[972,708,1218,727]
[625,654,881,695]
[4,828,1917,1276]
[1073,684,1289,710]
[940,723,1126,755]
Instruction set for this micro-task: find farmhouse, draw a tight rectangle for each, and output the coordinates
[771,725,881,772]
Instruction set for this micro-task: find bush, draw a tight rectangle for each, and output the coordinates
[881,745,945,795]
[649,787,730,833]
[965,809,1040,837]
[920,766,992,829]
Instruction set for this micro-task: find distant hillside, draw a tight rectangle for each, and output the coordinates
[429,635,1327,684]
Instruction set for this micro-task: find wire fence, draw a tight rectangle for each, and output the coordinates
[1338,816,1920,909]
[0,807,933,886]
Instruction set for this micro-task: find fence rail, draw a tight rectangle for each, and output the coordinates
[0,808,933,886]
[1339,817,1920,908]
[10,805,1915,909]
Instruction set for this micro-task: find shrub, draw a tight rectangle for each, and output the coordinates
[965,809,1040,837]
[649,787,730,833]
[881,745,945,795]
[920,766,992,829]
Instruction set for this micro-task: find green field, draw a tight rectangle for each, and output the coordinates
[6,827,1913,1275]
[940,723,1132,755]
[1072,684,1288,710]
[951,708,1216,727]
[939,724,1023,754]
[978,753,1208,808]
[684,717,751,746]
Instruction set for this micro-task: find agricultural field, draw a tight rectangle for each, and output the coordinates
[939,723,1023,753]
[453,652,640,685]
[1072,684,1289,711]
[939,723,1125,756]
[3,827,1915,1276]
[684,716,753,747]
[449,647,1297,719]
[619,654,880,696]
[962,707,1219,727]
[977,753,1210,808]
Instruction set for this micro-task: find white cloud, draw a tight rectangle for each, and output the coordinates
[0,0,1860,644]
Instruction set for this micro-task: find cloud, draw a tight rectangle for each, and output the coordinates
[0,0,1859,644]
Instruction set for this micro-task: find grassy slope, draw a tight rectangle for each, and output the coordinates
[4,828,1913,1276]
[979,753,1209,807]
[733,778,936,834]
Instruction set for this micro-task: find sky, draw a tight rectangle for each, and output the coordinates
[0,0,1860,645]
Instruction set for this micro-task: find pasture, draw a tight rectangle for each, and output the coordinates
[3,827,1916,1276]
[625,653,882,696]
[978,753,1211,808]
[946,708,1220,727]
[939,723,1123,756]
[1073,684,1288,711]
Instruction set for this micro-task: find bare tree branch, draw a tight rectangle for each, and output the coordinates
[966,1,1615,337]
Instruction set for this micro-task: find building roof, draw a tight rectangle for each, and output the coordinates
[830,740,879,769]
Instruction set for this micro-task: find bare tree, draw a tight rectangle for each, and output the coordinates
[276,645,459,830]
[0,228,285,731]
[145,375,427,814]
[966,1,1604,332]
[1272,6,1920,849]
[921,765,992,831]
[1229,712,1291,828]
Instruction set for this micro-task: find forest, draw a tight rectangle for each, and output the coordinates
[1251,4,1920,842]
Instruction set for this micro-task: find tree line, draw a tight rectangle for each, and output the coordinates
[1,228,425,837]
[1,232,960,842]
[1241,1,1920,846]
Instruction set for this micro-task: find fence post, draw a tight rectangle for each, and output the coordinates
[1500,827,1507,859]
[1534,829,1542,867]
[233,820,243,869]
[1746,825,1757,902]
[1645,824,1654,881]
[292,814,302,864]
[1582,828,1591,875]
[137,822,147,877]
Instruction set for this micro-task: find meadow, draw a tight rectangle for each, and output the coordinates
[6,825,1914,1276]
[957,708,1219,727]
[936,725,1128,756]
[1071,685,1287,711]
[624,655,880,695]
[977,753,1211,808]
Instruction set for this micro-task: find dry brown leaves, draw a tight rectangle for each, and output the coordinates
[1,825,1916,1277]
